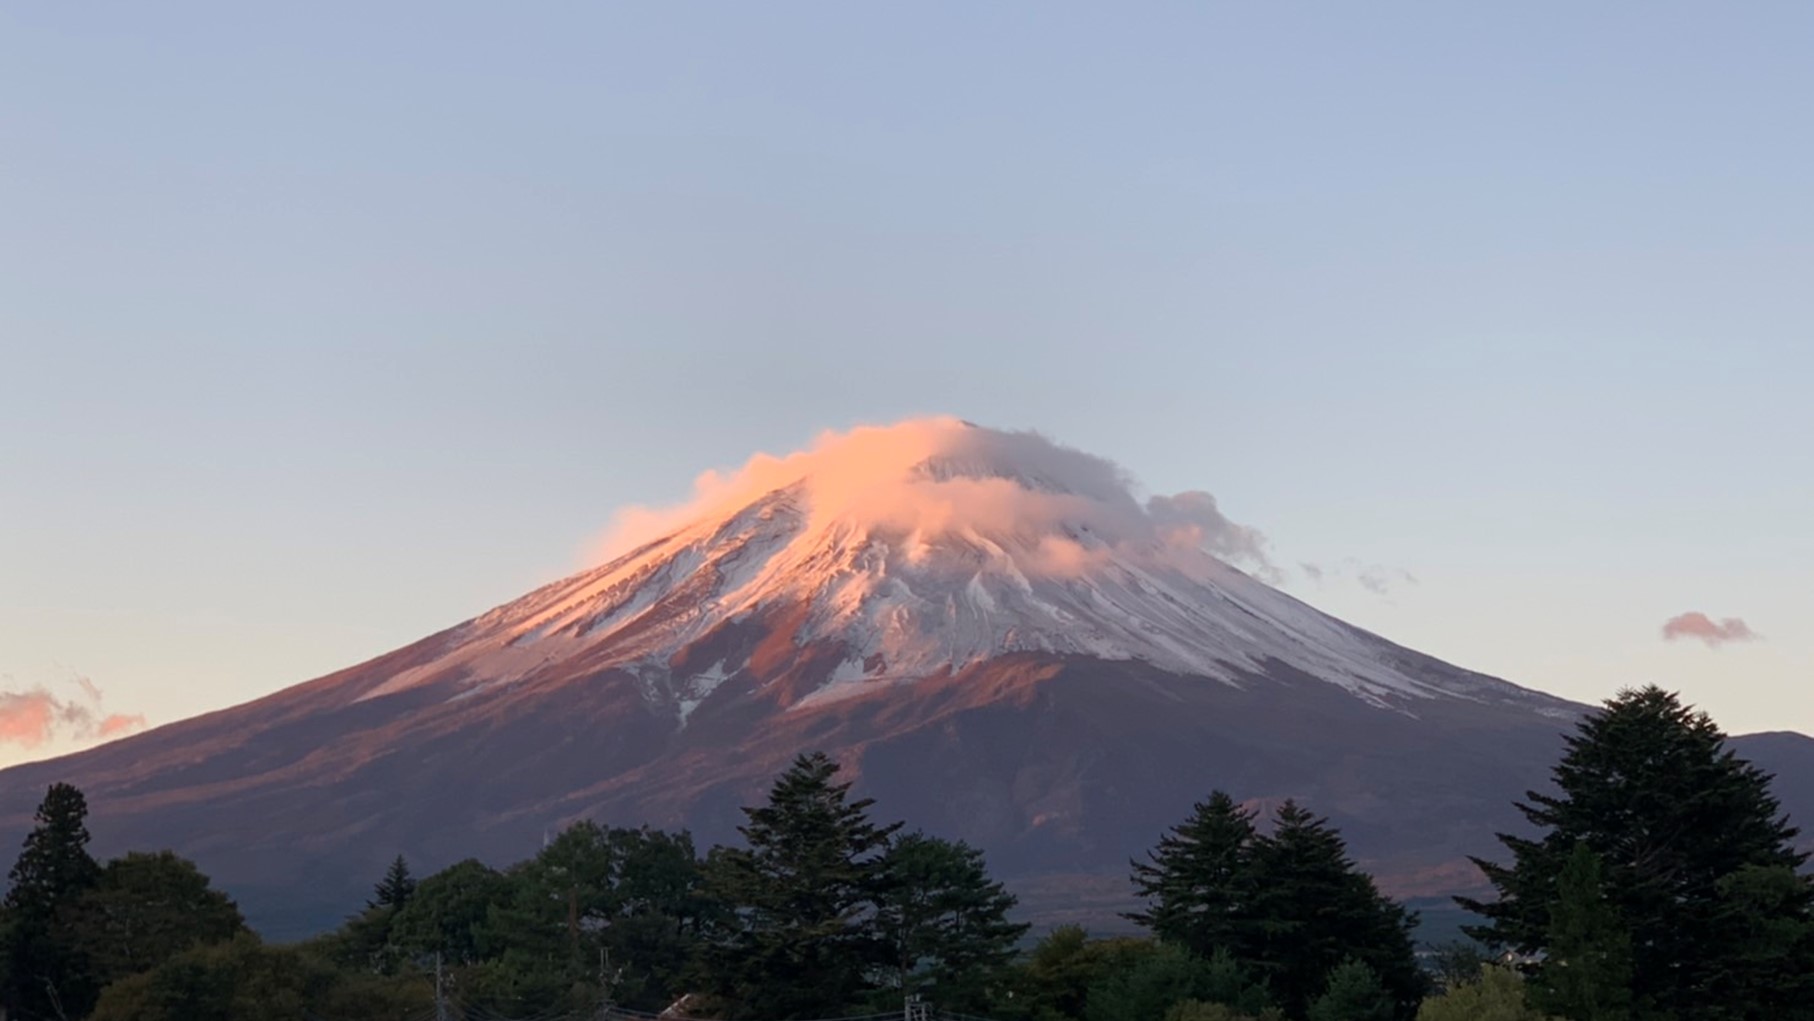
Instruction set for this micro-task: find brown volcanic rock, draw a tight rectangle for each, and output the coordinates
[1,598,1807,940]
[0,633,1566,937]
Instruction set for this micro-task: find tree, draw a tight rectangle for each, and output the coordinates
[389,858,511,965]
[481,821,709,1013]
[1422,942,1488,995]
[0,782,103,1020]
[65,851,247,990]
[1166,1002,1282,1021]
[87,934,430,1021]
[873,832,1027,1012]
[702,752,901,1019]
[1306,959,1393,1021]
[1526,844,1631,1021]
[1414,967,1555,1021]
[1707,864,1814,1019]
[1086,944,1272,1021]
[370,855,416,910]
[1246,802,1423,1019]
[1000,925,1153,1021]
[1461,686,1812,1019]
[1128,792,1261,960]
[331,856,423,977]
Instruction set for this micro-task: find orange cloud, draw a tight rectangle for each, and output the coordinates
[98,713,148,738]
[0,691,59,749]
[588,417,1279,580]
[1661,612,1759,648]
[0,676,147,749]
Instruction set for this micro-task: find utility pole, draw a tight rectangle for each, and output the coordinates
[435,951,449,1021]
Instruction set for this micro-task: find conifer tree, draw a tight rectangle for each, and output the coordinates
[873,832,1027,1012]
[703,751,900,1019]
[1527,844,1631,1021]
[0,782,103,1019]
[1246,801,1422,1019]
[1461,686,1811,1018]
[1306,958,1394,1021]
[1128,792,1261,959]
[1707,864,1814,1020]
[371,855,416,910]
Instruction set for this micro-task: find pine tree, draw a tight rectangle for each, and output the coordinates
[873,832,1027,1012]
[1461,686,1811,1018]
[1527,844,1631,1021]
[371,855,416,910]
[1128,792,1261,959]
[703,751,901,1019]
[1707,864,1814,1020]
[1246,801,1423,1020]
[0,782,103,1019]
[1307,958,1394,1021]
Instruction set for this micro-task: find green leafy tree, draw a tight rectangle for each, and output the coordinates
[1086,944,1272,1021]
[1461,686,1812,1019]
[1414,966,1555,1021]
[65,851,247,990]
[702,752,900,1019]
[0,782,103,1020]
[1306,958,1393,1021]
[1166,1001,1282,1021]
[999,926,1153,1021]
[389,858,512,965]
[1247,802,1423,1019]
[87,934,430,1021]
[1527,844,1631,1021]
[872,832,1027,1012]
[482,821,709,1012]
[1128,792,1261,960]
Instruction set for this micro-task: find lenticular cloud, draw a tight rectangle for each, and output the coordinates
[592,417,1278,579]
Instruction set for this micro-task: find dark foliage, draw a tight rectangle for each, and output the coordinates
[1461,686,1814,1019]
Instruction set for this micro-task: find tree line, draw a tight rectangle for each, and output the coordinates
[1,684,1811,1020]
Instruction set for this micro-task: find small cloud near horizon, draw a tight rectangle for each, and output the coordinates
[0,674,147,750]
[1661,612,1760,648]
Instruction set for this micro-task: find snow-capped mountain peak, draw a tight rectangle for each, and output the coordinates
[360,419,1552,716]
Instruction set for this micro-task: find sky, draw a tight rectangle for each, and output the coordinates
[3,2,1811,766]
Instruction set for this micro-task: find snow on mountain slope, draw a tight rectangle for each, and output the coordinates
[360,418,1560,716]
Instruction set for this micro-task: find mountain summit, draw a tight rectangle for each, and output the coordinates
[2,419,1806,936]
[371,418,1562,715]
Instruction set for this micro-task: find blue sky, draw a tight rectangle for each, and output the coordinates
[3,2,1810,764]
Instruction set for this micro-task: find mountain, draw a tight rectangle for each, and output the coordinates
[3,418,1808,937]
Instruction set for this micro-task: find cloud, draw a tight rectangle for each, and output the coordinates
[1661,612,1760,648]
[98,713,148,738]
[590,417,1280,580]
[1357,565,1418,596]
[0,675,147,749]
[1296,558,1416,596]
[1145,490,1280,581]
